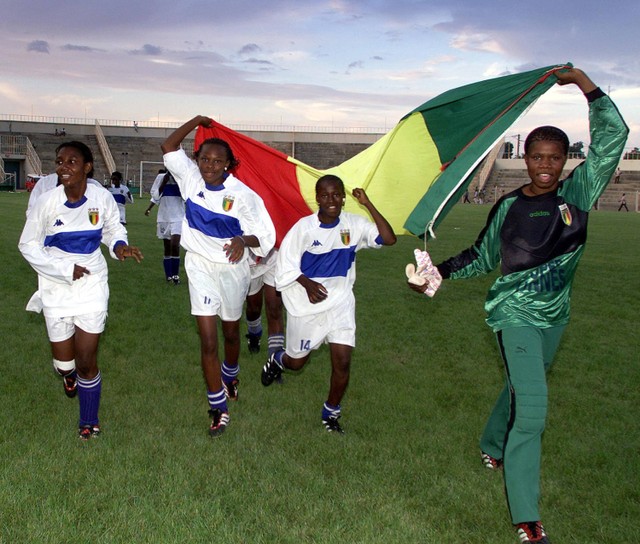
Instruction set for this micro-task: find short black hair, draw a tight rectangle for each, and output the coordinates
[524,126,569,155]
[111,171,123,181]
[195,138,240,171]
[55,140,95,178]
[315,174,345,194]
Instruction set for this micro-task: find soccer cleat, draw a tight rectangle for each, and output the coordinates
[172,275,181,285]
[63,372,78,398]
[208,409,229,437]
[322,416,345,434]
[223,379,239,401]
[246,332,261,353]
[515,521,550,543]
[481,451,503,470]
[78,424,101,441]
[261,353,283,386]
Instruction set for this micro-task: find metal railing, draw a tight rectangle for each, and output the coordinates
[25,138,42,175]
[0,134,42,175]
[94,120,116,174]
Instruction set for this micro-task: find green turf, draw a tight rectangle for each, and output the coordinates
[1,192,638,543]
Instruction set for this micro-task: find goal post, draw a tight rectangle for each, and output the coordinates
[138,161,165,199]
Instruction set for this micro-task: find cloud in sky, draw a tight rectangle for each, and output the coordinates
[0,0,638,144]
[27,40,49,54]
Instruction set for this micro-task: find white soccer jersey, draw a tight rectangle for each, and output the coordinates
[150,172,185,224]
[27,174,104,216]
[276,212,383,317]
[163,148,275,264]
[108,185,133,206]
[19,184,128,318]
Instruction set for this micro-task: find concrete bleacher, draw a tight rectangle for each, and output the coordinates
[484,166,640,211]
[0,121,374,192]
[1,120,638,212]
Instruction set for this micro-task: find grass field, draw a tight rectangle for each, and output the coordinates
[0,191,638,544]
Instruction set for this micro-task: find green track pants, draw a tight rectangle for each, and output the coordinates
[479,325,565,524]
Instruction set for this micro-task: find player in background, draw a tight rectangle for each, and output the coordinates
[244,248,285,358]
[145,168,185,284]
[108,171,134,225]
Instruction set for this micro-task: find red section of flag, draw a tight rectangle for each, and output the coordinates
[195,122,313,247]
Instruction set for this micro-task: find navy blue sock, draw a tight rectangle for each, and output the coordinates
[207,388,228,413]
[163,257,172,279]
[221,361,239,385]
[78,372,102,426]
[268,334,285,357]
[322,402,341,421]
[171,256,180,277]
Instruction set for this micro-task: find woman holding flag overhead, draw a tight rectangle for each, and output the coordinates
[161,116,275,438]
[408,68,628,543]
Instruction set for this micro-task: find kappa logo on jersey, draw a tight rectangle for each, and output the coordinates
[340,229,351,245]
[311,240,322,247]
[53,218,64,227]
[222,195,235,211]
[558,203,572,226]
[197,191,205,199]
[88,208,100,225]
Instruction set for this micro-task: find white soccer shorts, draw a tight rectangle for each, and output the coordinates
[157,221,183,240]
[185,252,250,321]
[285,293,356,358]
[45,311,108,342]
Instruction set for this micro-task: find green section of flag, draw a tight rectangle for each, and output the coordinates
[404,63,569,237]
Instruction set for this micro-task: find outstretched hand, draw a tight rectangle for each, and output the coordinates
[115,245,144,263]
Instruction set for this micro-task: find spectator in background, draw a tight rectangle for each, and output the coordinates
[618,193,629,211]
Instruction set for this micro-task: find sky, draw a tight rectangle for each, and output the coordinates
[1,0,638,149]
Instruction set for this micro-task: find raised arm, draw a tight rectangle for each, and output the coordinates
[351,187,397,246]
[161,115,213,154]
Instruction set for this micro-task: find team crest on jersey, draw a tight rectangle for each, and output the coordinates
[558,203,572,226]
[340,229,350,245]
[88,208,99,225]
[222,195,235,212]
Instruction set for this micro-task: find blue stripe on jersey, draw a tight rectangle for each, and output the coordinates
[44,229,102,254]
[112,194,127,205]
[162,184,181,197]
[185,199,242,239]
[301,246,356,278]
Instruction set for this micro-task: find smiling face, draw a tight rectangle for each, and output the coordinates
[316,177,345,224]
[196,143,230,186]
[55,146,92,191]
[523,140,568,196]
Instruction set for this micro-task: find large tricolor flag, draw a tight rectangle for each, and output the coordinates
[194,63,570,244]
